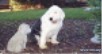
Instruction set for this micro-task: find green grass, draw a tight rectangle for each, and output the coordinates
[0,8,95,21]
[64,8,95,20]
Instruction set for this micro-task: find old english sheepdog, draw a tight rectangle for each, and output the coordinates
[29,5,65,49]
[39,5,65,49]
[7,23,31,53]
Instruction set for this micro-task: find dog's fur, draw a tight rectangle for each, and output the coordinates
[28,19,41,43]
[7,23,31,53]
[39,5,65,49]
[27,5,65,49]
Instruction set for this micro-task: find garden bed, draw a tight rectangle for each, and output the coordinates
[0,19,101,53]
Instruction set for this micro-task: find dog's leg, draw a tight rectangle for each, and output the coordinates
[51,32,59,44]
[46,35,51,42]
[35,35,40,45]
[23,41,26,49]
[23,43,25,49]
[39,31,48,49]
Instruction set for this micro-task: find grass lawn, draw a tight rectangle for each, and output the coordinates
[0,8,95,21]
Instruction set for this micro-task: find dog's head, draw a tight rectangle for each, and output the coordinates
[18,23,31,34]
[41,5,65,24]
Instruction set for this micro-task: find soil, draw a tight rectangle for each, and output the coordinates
[0,19,101,53]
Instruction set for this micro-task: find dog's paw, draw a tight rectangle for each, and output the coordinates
[39,45,48,49]
[51,40,60,45]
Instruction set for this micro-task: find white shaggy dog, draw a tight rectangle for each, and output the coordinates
[39,5,65,49]
[7,23,31,53]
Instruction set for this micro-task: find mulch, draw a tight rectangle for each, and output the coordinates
[0,19,101,53]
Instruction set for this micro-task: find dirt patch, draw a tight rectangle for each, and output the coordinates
[0,19,101,53]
